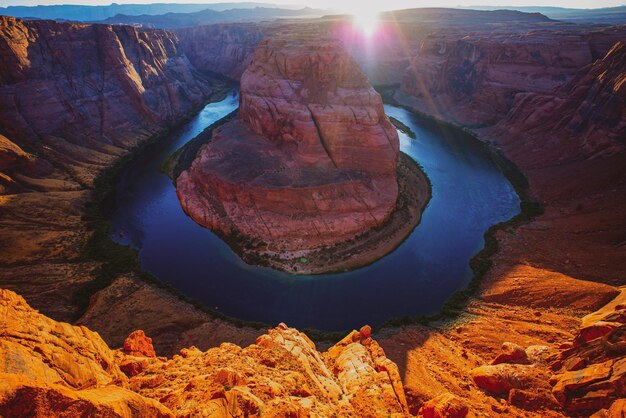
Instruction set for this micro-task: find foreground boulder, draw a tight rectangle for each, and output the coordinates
[491,342,531,365]
[123,330,157,358]
[176,36,404,270]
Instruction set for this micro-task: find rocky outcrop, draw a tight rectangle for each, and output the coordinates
[131,323,409,417]
[5,283,626,418]
[0,288,126,388]
[123,330,157,358]
[177,36,407,270]
[0,288,409,417]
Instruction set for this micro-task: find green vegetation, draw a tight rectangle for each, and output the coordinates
[72,89,269,331]
[74,83,544,345]
[389,116,417,139]
[371,87,544,333]
[166,109,238,181]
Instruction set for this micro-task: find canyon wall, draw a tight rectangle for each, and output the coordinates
[397,26,626,283]
[0,16,241,349]
[399,27,626,126]
[0,16,213,192]
[177,23,268,80]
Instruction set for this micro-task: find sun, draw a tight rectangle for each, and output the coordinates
[352,7,381,37]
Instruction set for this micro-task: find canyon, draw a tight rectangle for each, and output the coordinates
[0,8,625,417]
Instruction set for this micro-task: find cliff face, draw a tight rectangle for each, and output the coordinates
[177,23,267,80]
[177,37,401,260]
[498,40,626,158]
[0,16,213,191]
[399,28,625,126]
[0,17,223,332]
[0,288,409,417]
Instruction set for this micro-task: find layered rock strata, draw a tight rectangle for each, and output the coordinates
[177,36,421,272]
[0,16,214,190]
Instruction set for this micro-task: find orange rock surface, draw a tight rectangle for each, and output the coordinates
[0,288,410,417]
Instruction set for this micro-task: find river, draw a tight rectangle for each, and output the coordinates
[109,91,520,331]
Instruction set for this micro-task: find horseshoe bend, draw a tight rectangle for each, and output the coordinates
[0,6,625,418]
[175,36,430,273]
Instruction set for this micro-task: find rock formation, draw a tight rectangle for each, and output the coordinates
[176,36,413,271]
[0,288,409,417]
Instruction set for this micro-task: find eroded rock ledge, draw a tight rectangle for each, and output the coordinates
[176,36,429,273]
[0,288,409,417]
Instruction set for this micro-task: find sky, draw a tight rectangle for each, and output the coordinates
[1,0,624,10]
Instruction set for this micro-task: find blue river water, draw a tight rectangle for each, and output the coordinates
[109,91,520,331]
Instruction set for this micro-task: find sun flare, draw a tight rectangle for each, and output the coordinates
[352,7,381,37]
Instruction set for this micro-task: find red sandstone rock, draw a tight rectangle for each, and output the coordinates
[575,321,621,346]
[419,392,468,418]
[177,36,400,253]
[491,342,531,365]
[591,399,626,418]
[550,293,626,415]
[118,359,149,378]
[360,325,372,340]
[507,388,560,412]
[470,364,542,395]
[123,330,157,358]
[178,23,267,80]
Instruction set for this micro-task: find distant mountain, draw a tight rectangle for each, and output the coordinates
[0,2,300,22]
[379,7,553,24]
[462,5,626,23]
[98,6,326,28]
